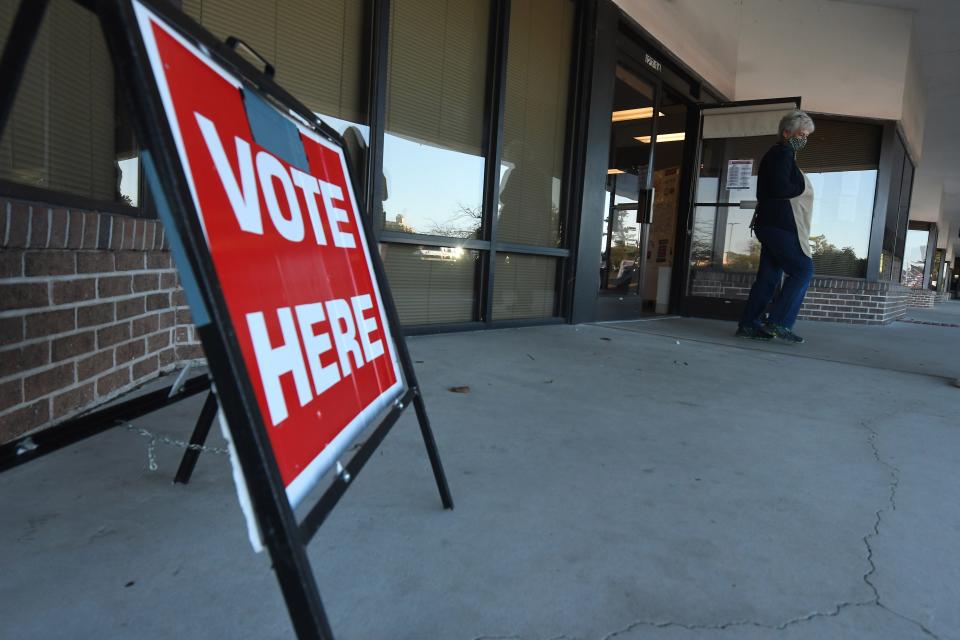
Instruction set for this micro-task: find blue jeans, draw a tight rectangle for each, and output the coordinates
[739,227,814,329]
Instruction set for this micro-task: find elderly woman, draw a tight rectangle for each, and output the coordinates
[736,110,816,343]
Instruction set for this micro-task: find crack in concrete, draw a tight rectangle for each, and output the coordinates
[858,421,941,640]
[596,421,942,639]
[471,419,943,640]
[597,600,878,639]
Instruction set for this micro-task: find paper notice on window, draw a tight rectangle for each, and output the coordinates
[726,160,753,190]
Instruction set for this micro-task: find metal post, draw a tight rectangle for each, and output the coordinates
[479,0,511,325]
[173,390,219,484]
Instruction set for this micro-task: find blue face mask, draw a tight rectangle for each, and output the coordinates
[789,135,808,152]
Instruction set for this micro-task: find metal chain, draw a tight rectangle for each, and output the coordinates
[125,423,228,472]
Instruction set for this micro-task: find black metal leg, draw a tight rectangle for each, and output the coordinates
[173,390,218,484]
[409,387,454,509]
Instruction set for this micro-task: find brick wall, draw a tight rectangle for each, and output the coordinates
[799,280,908,325]
[0,197,205,444]
[906,288,935,308]
[690,270,910,325]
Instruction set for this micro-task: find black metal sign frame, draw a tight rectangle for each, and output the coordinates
[0,1,453,638]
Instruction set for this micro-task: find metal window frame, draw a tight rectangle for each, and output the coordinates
[364,0,389,232]
[372,0,577,332]
[0,0,154,219]
[556,0,595,321]
[570,0,720,324]
[478,0,511,324]
[5,0,580,333]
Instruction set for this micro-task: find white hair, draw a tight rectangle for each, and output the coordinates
[778,109,815,136]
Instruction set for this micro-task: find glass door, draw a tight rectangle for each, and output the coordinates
[681,99,800,319]
[595,66,661,320]
[598,67,655,313]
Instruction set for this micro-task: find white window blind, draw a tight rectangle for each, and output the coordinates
[498,0,574,248]
[183,0,364,125]
[702,102,798,139]
[384,0,489,154]
[381,244,478,324]
[493,253,557,320]
[0,2,115,201]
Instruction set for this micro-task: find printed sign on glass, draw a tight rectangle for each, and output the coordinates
[725,159,754,190]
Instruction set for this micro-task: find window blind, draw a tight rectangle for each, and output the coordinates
[381,244,479,325]
[492,253,557,320]
[384,0,489,154]
[0,2,115,201]
[702,102,798,139]
[497,0,574,248]
[797,119,881,173]
[183,0,364,124]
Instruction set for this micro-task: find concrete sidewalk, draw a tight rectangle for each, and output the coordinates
[1,307,958,639]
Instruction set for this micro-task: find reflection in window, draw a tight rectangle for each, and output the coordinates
[381,0,490,238]
[601,172,643,291]
[901,229,929,288]
[693,142,878,278]
[116,157,140,207]
[806,170,876,278]
[497,0,573,248]
[380,244,480,324]
[493,253,557,319]
[184,0,369,204]
[382,134,484,237]
[184,0,365,125]
[0,2,118,202]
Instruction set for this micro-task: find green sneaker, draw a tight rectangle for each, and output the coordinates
[735,325,774,341]
[766,324,805,344]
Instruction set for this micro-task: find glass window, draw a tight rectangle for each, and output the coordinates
[901,228,929,288]
[931,248,945,292]
[380,0,490,239]
[690,136,768,284]
[600,67,655,296]
[183,0,367,138]
[879,141,906,280]
[876,133,914,281]
[0,2,125,203]
[492,253,557,320]
[380,244,480,324]
[497,0,574,248]
[893,158,914,279]
[805,170,875,278]
[797,118,881,278]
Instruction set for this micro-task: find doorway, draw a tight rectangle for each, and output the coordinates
[595,65,689,321]
[680,100,801,319]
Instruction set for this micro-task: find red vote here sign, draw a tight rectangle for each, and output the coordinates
[135,3,403,507]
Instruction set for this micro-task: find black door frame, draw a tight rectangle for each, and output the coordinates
[677,96,801,321]
[569,2,709,324]
[597,61,659,311]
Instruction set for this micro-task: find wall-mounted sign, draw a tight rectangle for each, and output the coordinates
[725,159,754,190]
[644,53,662,73]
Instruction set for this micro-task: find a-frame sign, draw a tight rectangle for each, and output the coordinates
[0,0,453,638]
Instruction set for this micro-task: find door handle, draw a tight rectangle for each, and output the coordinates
[638,187,655,224]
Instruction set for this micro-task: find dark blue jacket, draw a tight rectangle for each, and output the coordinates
[753,142,805,233]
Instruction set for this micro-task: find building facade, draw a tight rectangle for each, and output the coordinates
[0,0,948,440]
